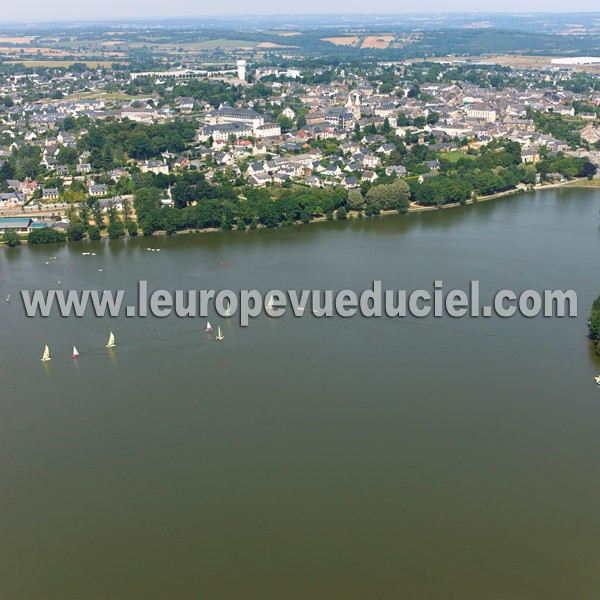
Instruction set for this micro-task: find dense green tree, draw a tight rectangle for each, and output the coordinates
[87,225,101,240]
[67,221,86,241]
[28,228,66,245]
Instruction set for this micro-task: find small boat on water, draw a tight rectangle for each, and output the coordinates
[206,321,213,332]
[71,346,80,358]
[225,302,231,318]
[216,326,224,341]
[595,376,600,386]
[106,331,116,348]
[6,294,10,302]
[41,345,51,362]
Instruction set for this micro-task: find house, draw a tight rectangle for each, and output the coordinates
[362,155,381,169]
[174,156,190,169]
[89,184,108,196]
[176,97,195,113]
[248,172,271,186]
[42,188,59,200]
[19,181,39,196]
[522,147,541,164]
[361,171,378,183]
[377,143,396,155]
[0,192,25,207]
[418,172,439,184]
[385,165,407,177]
[77,163,92,174]
[140,160,169,175]
[282,107,295,120]
[342,176,359,188]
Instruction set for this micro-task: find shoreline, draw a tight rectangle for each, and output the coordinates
[0,177,593,247]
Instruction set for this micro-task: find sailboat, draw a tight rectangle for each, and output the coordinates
[225,302,231,318]
[71,346,80,358]
[267,295,274,310]
[106,331,116,348]
[216,326,224,341]
[5,294,10,302]
[41,345,51,362]
[595,376,600,386]
[206,321,213,332]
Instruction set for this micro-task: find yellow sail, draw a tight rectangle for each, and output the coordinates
[41,345,51,361]
[106,331,115,348]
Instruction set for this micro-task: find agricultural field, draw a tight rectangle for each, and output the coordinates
[0,35,37,44]
[321,36,360,46]
[360,35,395,49]
[4,60,124,67]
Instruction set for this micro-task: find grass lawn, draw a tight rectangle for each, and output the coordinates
[441,151,475,163]
[566,178,600,188]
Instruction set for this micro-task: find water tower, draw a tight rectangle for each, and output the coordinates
[236,59,247,81]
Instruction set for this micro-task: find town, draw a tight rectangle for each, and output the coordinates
[1,24,599,244]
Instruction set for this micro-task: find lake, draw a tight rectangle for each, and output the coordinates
[2,188,600,599]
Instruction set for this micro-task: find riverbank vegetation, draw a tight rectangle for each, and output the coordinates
[589,295,600,355]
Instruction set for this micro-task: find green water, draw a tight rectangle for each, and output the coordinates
[1,188,600,599]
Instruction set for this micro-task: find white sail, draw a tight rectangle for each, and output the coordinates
[106,331,115,348]
[225,302,231,317]
[41,345,51,362]
[216,326,224,341]
[72,346,79,357]
[206,321,213,332]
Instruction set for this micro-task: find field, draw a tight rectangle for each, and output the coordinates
[4,60,124,67]
[257,42,297,48]
[422,54,600,74]
[177,39,259,50]
[360,35,394,49]
[0,36,37,44]
[0,46,69,56]
[321,36,360,47]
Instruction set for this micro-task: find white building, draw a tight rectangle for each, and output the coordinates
[237,60,247,81]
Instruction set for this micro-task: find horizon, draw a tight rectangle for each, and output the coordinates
[2,9,600,26]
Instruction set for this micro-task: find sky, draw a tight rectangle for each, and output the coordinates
[1,2,600,24]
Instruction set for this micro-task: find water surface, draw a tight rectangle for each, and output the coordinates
[1,188,600,599]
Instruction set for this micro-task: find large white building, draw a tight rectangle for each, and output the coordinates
[550,57,600,65]
[465,103,497,123]
[206,105,264,131]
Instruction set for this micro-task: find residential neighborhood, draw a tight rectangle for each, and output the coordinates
[1,51,599,241]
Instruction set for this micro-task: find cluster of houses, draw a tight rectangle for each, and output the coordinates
[1,59,600,214]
